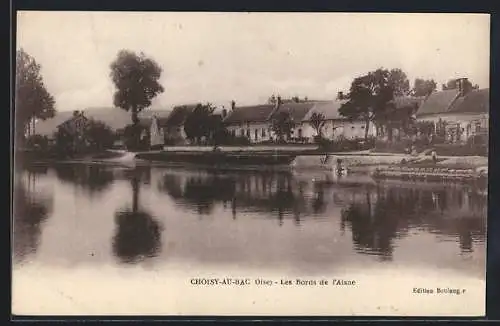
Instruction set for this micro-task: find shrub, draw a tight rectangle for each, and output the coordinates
[318,136,375,152]
[25,134,49,151]
[123,124,149,151]
[434,143,488,157]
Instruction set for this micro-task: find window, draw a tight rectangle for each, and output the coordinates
[351,126,355,129]
[246,129,250,138]
[262,128,266,137]
[298,128,302,138]
[254,129,258,140]
[361,125,365,129]
[240,129,244,136]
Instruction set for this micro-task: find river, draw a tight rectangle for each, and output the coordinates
[12,163,487,316]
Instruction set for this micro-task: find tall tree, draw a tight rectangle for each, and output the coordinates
[110,50,164,126]
[310,112,326,137]
[15,49,56,145]
[412,78,437,97]
[271,111,295,142]
[339,68,395,140]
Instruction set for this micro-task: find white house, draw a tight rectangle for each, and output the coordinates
[300,100,376,142]
[222,100,321,143]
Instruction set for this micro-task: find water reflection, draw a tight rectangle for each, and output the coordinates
[341,184,487,260]
[12,176,53,263]
[158,171,309,225]
[112,168,162,264]
[53,164,115,196]
[12,164,487,275]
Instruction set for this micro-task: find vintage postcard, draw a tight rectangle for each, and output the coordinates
[12,11,489,317]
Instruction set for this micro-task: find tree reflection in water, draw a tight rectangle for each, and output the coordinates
[112,168,162,264]
[54,163,115,196]
[341,184,487,260]
[157,171,307,224]
[12,170,53,263]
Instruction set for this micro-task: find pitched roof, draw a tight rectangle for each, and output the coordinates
[415,89,460,117]
[272,101,323,122]
[302,100,348,121]
[223,104,277,124]
[448,88,489,114]
[391,96,426,110]
[34,107,171,137]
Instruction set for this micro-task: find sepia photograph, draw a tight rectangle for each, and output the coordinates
[12,11,489,316]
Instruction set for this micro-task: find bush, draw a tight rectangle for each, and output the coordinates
[318,136,375,152]
[25,134,49,151]
[123,124,149,151]
[434,143,488,157]
[467,134,488,146]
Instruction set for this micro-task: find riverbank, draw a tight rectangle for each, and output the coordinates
[18,147,488,182]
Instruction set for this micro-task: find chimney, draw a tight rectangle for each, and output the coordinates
[231,100,236,111]
[337,91,344,100]
[277,95,282,107]
[457,78,470,97]
[73,110,80,117]
[222,108,228,119]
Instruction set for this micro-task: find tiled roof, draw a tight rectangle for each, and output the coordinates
[302,100,348,121]
[415,89,460,117]
[448,88,489,114]
[415,88,489,117]
[391,96,426,110]
[223,104,277,124]
[272,102,324,122]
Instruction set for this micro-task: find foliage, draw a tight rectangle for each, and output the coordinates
[318,136,376,152]
[339,68,403,140]
[15,49,56,144]
[310,112,326,137]
[183,103,217,144]
[110,50,164,125]
[123,124,149,151]
[434,143,487,157]
[25,134,49,151]
[83,119,116,151]
[387,68,410,96]
[54,125,76,156]
[271,111,295,141]
[412,78,437,97]
[53,117,117,156]
[467,134,488,146]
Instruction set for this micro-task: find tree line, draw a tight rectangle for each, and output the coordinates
[16,48,479,152]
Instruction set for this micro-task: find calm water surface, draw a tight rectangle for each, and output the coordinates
[13,163,487,279]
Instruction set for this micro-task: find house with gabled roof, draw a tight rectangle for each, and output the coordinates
[222,98,320,143]
[415,78,489,143]
[300,100,377,142]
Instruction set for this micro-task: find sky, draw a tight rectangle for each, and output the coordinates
[16,12,490,112]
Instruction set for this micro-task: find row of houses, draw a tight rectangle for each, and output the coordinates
[34,78,489,146]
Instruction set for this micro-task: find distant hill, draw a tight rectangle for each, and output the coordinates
[33,107,171,137]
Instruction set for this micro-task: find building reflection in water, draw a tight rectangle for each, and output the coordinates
[158,169,486,259]
[341,183,487,260]
[112,167,162,264]
[157,171,309,225]
[12,166,53,263]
